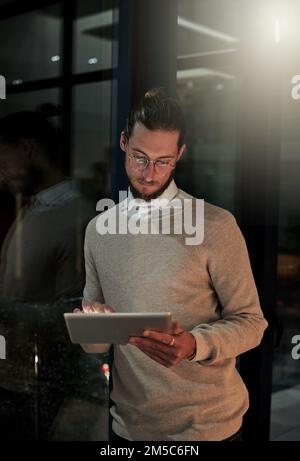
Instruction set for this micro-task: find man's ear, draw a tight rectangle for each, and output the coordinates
[177,144,186,162]
[120,132,127,153]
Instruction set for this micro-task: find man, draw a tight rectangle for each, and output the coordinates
[80,89,268,441]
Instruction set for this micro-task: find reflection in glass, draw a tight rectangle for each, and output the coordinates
[0,106,108,440]
[176,0,239,213]
[178,0,240,58]
[0,88,60,118]
[74,0,118,74]
[176,66,238,212]
[72,81,112,200]
[0,4,62,83]
[270,78,300,441]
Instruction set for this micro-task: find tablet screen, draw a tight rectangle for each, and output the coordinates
[64,312,172,344]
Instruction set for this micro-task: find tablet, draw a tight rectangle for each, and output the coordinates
[64,312,173,345]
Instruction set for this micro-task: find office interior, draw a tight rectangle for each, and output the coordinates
[0,0,299,441]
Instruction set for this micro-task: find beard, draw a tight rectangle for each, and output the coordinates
[129,172,174,201]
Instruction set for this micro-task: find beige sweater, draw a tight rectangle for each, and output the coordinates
[83,180,268,441]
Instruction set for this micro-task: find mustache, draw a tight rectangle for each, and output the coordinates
[129,174,174,201]
[138,181,158,186]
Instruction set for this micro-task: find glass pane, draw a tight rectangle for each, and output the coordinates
[0,88,109,439]
[0,88,60,117]
[0,4,62,84]
[178,0,240,58]
[72,81,113,200]
[176,1,239,213]
[74,0,118,74]
[176,72,238,212]
[270,76,300,441]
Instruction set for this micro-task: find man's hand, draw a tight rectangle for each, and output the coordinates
[73,300,116,353]
[73,299,115,314]
[128,320,196,368]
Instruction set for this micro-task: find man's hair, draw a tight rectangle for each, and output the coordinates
[123,88,186,147]
[0,103,62,166]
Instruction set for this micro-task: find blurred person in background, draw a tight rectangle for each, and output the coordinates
[0,105,106,440]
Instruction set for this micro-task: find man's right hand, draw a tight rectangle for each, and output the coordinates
[73,299,115,315]
[73,299,115,353]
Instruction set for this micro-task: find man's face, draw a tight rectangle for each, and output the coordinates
[0,141,35,196]
[120,123,186,201]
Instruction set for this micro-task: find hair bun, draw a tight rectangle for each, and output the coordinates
[35,103,62,119]
[144,88,166,99]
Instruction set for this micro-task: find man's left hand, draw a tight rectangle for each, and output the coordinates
[128,320,196,368]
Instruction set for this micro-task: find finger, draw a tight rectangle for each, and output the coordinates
[171,320,184,334]
[133,341,175,361]
[141,330,176,346]
[82,298,92,309]
[82,299,93,312]
[103,306,115,313]
[92,302,104,308]
[92,302,106,312]
[129,336,173,354]
[73,308,83,314]
[82,299,105,313]
[91,302,115,313]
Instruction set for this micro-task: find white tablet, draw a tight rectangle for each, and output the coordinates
[64,312,172,345]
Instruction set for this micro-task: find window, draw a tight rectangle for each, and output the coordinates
[74,0,118,74]
[0,0,118,440]
[0,4,62,83]
[176,0,240,212]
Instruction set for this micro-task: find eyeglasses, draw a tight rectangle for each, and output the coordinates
[128,152,176,172]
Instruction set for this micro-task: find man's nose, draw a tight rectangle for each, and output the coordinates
[142,161,155,181]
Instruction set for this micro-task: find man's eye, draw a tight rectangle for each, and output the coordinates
[136,157,147,164]
[156,160,169,166]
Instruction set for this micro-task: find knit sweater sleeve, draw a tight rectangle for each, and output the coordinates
[83,218,105,304]
[189,212,268,364]
[81,219,111,353]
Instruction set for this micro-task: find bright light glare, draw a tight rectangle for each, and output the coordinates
[274,18,281,43]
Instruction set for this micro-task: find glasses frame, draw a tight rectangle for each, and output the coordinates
[127,152,177,172]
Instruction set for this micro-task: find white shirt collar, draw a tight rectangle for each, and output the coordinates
[123,179,179,219]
